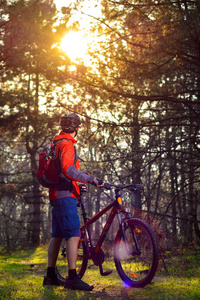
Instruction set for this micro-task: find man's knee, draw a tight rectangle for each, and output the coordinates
[49,237,63,247]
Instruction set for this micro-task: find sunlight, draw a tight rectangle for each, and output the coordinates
[60,31,88,63]
[54,0,102,67]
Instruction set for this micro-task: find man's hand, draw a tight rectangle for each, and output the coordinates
[92,177,104,187]
[79,183,88,193]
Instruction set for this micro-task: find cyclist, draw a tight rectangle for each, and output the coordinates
[43,113,103,291]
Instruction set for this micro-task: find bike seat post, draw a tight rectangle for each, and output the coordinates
[79,194,87,223]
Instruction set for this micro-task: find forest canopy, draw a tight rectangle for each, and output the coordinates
[0,0,200,250]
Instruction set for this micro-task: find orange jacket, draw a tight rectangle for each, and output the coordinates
[49,131,93,201]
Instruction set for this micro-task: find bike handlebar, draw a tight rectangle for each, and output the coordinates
[79,183,144,195]
[103,182,144,191]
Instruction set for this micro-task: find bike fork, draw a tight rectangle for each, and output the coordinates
[121,216,142,256]
[117,211,141,256]
[117,212,131,255]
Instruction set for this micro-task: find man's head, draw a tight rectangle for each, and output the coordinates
[60,113,81,136]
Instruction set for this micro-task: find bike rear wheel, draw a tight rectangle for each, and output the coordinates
[56,238,88,281]
[114,218,159,288]
[77,238,88,278]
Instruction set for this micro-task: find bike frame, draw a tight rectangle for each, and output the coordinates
[79,189,131,258]
[57,183,159,286]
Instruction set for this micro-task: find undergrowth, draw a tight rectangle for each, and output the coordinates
[0,245,199,300]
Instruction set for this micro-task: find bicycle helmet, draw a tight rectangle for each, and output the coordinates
[60,113,81,133]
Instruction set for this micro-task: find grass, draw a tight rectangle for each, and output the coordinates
[0,245,200,300]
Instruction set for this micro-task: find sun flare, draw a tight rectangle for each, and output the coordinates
[61,31,89,62]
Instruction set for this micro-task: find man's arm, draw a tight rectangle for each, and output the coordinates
[60,141,103,186]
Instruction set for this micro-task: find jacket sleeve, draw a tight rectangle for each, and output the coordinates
[59,141,94,183]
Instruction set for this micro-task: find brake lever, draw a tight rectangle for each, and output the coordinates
[80,188,88,193]
[128,185,144,192]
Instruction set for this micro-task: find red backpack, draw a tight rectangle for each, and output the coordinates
[37,138,76,188]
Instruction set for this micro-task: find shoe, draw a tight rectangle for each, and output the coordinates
[65,275,94,291]
[43,276,65,287]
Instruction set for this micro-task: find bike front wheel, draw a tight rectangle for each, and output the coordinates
[114,218,159,288]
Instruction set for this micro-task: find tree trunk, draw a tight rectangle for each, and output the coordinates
[131,102,142,209]
[30,152,41,246]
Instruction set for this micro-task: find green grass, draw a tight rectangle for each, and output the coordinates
[0,246,200,299]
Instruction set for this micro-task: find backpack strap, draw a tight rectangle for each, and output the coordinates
[54,138,77,165]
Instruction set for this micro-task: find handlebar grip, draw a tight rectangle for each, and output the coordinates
[103,183,112,190]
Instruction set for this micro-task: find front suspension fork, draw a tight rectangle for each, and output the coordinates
[118,211,141,256]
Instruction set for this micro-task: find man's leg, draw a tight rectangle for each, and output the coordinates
[65,236,94,291]
[43,237,64,286]
[48,237,63,268]
[65,236,80,270]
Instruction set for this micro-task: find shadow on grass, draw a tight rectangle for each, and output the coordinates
[42,285,131,300]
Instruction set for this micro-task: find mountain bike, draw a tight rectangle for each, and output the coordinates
[56,183,159,288]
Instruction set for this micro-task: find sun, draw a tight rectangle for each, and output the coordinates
[61,31,89,63]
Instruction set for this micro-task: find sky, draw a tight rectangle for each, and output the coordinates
[53,0,101,23]
[53,0,102,63]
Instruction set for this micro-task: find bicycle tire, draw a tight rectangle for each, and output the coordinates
[114,218,159,288]
[56,238,88,280]
[77,238,88,278]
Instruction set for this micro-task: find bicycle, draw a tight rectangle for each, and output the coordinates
[56,183,159,288]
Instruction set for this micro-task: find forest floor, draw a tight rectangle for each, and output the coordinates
[0,245,200,300]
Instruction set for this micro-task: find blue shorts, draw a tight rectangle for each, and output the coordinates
[51,197,81,241]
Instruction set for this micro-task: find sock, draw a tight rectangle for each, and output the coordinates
[68,269,77,280]
[47,267,56,279]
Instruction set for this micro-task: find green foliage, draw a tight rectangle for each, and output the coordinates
[0,0,81,247]
[0,246,200,299]
[1,0,200,253]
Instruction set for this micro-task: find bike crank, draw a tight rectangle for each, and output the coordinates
[92,248,112,276]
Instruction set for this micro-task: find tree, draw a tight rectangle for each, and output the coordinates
[69,0,200,242]
[0,0,77,246]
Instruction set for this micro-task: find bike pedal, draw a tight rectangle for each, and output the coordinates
[102,270,112,276]
[99,264,112,276]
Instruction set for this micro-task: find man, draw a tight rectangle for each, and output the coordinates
[43,113,103,291]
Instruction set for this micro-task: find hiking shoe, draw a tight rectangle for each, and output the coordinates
[65,275,94,291]
[43,276,65,287]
